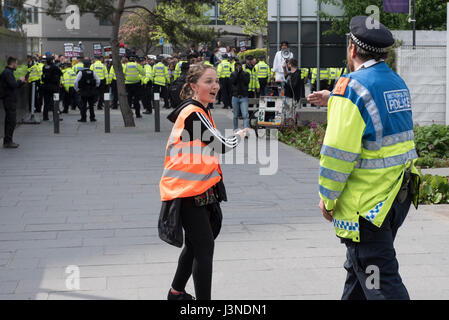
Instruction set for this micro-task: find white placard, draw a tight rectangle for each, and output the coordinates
[154,93,160,101]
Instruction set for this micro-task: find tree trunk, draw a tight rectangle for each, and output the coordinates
[111,0,135,127]
[256,34,264,48]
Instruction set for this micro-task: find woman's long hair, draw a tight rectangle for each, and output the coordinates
[179,63,216,101]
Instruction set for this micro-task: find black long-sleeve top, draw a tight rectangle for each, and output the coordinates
[168,99,241,154]
[0,67,24,102]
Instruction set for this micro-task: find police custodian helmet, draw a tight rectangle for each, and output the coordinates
[349,15,395,53]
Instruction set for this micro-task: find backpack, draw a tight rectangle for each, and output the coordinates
[169,74,186,108]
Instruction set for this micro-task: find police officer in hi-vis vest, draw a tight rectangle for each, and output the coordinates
[308,16,421,300]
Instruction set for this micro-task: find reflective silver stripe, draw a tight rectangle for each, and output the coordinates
[319,166,350,183]
[162,169,220,181]
[319,185,342,200]
[321,145,360,163]
[355,149,418,169]
[348,79,383,150]
[363,130,415,150]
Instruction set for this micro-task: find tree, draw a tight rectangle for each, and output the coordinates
[152,2,216,51]
[119,4,215,56]
[46,0,215,127]
[219,0,267,48]
[119,9,157,56]
[320,0,447,37]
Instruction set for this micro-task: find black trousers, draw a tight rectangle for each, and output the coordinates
[42,90,56,120]
[2,97,17,143]
[63,88,80,112]
[219,78,231,108]
[95,79,106,108]
[144,83,153,112]
[341,195,412,300]
[111,80,118,109]
[258,78,268,97]
[171,198,222,300]
[36,83,43,112]
[80,95,96,120]
[153,84,169,108]
[126,83,141,116]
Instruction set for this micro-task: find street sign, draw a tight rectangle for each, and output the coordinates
[159,37,164,46]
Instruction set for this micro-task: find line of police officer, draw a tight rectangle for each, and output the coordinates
[26,53,181,120]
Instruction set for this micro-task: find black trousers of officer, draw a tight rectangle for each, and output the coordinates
[42,88,57,121]
[36,83,43,112]
[312,80,331,92]
[143,83,152,113]
[126,83,142,117]
[95,79,106,109]
[63,88,80,112]
[219,77,231,108]
[111,80,118,109]
[258,78,268,97]
[80,94,96,121]
[340,194,412,300]
[2,97,17,144]
[153,84,169,109]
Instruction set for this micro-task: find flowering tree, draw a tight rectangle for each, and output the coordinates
[119,10,157,56]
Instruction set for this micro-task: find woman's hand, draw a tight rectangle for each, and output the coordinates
[235,128,250,139]
[307,90,331,106]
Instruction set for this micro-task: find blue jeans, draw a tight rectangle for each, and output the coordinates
[231,96,249,130]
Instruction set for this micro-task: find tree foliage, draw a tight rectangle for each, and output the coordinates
[320,0,447,36]
[219,0,267,37]
[119,9,157,55]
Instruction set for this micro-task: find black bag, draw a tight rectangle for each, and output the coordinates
[169,75,186,108]
[158,199,183,248]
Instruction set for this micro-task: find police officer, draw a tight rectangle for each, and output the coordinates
[153,56,170,109]
[309,16,420,300]
[27,55,41,113]
[124,55,143,117]
[216,53,232,109]
[254,55,270,97]
[61,62,79,113]
[74,59,100,122]
[41,56,63,121]
[0,57,26,148]
[90,56,107,110]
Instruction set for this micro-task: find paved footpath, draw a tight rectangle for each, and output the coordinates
[0,108,449,300]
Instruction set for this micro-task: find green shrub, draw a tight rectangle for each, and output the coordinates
[419,174,449,204]
[414,124,449,159]
[237,48,267,62]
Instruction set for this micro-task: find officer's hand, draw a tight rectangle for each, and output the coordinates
[19,77,26,83]
[307,90,331,106]
[319,199,333,222]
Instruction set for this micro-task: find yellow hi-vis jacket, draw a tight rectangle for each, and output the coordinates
[319,61,420,243]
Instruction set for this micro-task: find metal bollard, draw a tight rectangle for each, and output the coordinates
[23,82,41,124]
[104,90,111,133]
[154,92,160,133]
[53,93,60,134]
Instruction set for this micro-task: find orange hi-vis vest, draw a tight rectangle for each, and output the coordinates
[160,104,223,201]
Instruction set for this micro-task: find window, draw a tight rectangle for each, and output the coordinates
[24,6,39,24]
[205,1,224,25]
[99,17,112,26]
